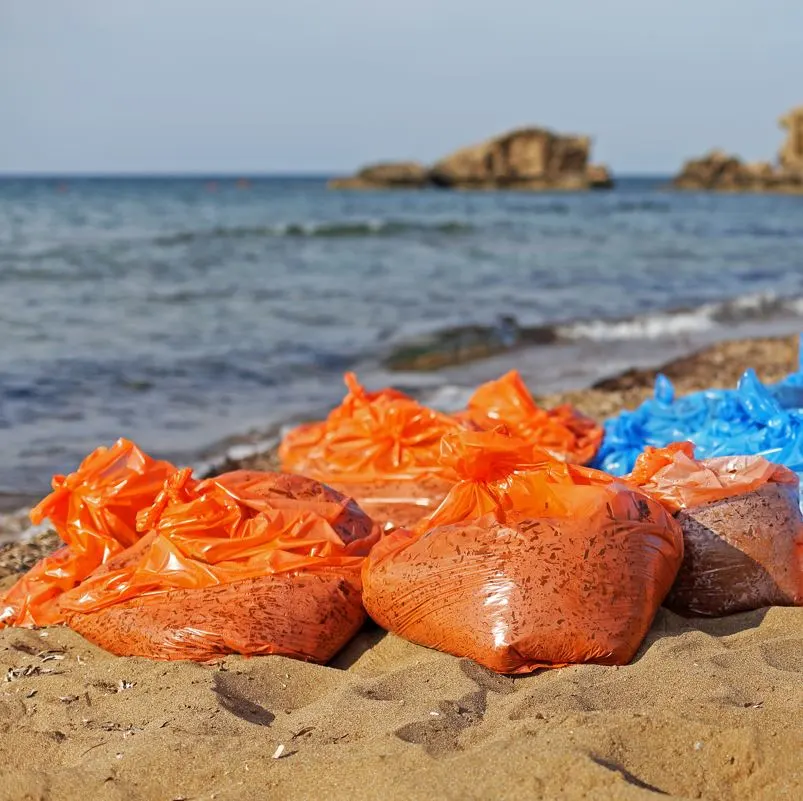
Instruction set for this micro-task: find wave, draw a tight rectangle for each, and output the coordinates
[381,292,803,370]
[562,292,803,341]
[154,219,475,245]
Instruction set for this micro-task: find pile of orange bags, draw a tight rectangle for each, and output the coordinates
[626,442,803,616]
[362,428,683,674]
[280,373,462,531]
[8,404,798,673]
[1,442,379,663]
[279,371,603,531]
[459,370,603,464]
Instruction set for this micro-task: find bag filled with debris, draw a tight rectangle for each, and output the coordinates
[626,442,803,615]
[362,428,683,674]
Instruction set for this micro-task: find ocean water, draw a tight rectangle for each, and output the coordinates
[2,175,803,498]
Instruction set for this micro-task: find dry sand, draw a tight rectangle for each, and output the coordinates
[1,608,800,801]
[0,334,801,801]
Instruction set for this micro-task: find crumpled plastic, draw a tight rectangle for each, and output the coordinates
[593,369,803,478]
[280,372,462,530]
[624,442,803,616]
[0,439,176,628]
[60,468,380,662]
[626,441,799,512]
[362,428,683,674]
[458,370,603,464]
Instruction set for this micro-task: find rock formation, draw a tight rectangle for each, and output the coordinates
[779,106,803,174]
[429,128,611,190]
[328,127,613,191]
[673,106,803,193]
[327,162,429,190]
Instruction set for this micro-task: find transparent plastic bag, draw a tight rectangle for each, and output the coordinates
[626,442,803,615]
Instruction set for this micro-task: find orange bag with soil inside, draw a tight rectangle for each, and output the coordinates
[279,372,462,531]
[0,439,176,628]
[626,442,803,616]
[362,428,683,674]
[458,370,603,464]
[59,469,380,663]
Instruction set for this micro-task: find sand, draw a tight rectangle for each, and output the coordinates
[0,608,800,800]
[1,334,801,800]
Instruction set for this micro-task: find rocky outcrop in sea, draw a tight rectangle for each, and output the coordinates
[329,127,613,191]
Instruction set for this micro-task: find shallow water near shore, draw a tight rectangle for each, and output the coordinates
[2,176,803,495]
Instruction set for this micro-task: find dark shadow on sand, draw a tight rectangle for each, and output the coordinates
[328,619,389,670]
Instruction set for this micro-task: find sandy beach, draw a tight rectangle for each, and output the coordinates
[1,333,801,801]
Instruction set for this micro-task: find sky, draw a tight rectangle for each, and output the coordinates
[1,0,801,175]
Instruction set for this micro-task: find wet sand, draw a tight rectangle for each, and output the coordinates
[0,333,800,801]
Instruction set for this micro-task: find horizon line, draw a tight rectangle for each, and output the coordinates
[0,171,673,180]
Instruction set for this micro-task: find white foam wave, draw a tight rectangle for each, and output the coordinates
[561,292,803,342]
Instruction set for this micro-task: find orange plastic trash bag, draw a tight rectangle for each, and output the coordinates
[458,370,603,464]
[626,442,803,616]
[362,428,683,674]
[0,439,176,628]
[59,469,380,663]
[279,372,462,531]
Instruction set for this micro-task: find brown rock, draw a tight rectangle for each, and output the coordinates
[329,127,613,191]
[429,128,607,190]
[779,106,803,175]
[673,105,803,193]
[587,163,614,189]
[744,160,774,178]
[328,161,429,190]
[672,150,746,190]
[672,149,803,193]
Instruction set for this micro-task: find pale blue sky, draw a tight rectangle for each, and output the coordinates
[1,0,801,174]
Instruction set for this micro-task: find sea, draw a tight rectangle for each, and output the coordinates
[2,176,803,503]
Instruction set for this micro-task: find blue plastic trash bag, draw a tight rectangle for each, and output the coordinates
[594,349,803,479]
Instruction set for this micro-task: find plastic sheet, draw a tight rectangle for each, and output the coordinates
[280,372,461,530]
[362,428,683,674]
[594,368,803,478]
[61,469,380,662]
[459,370,603,464]
[625,443,803,616]
[0,439,176,627]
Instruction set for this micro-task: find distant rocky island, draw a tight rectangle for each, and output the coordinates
[673,106,803,193]
[328,127,613,191]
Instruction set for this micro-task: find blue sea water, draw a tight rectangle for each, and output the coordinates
[2,175,803,497]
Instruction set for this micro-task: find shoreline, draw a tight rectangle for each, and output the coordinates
[1,330,798,559]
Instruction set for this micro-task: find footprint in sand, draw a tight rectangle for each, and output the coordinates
[392,659,517,757]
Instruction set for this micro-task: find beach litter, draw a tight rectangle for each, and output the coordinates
[280,370,603,532]
[594,366,803,481]
[361,428,683,673]
[58,468,379,662]
[0,363,801,675]
[456,369,603,464]
[279,372,461,531]
[625,442,803,615]
[1,447,379,663]
[0,439,177,627]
